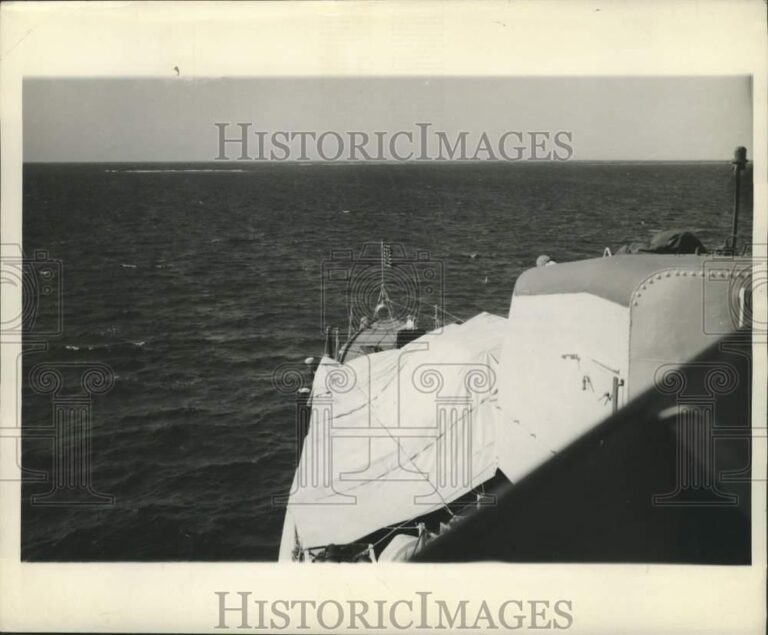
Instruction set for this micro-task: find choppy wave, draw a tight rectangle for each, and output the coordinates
[21,161,752,561]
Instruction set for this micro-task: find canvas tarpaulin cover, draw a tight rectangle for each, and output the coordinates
[281,312,506,550]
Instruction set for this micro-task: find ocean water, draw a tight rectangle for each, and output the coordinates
[21,161,753,561]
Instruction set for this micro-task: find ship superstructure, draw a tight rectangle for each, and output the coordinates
[278,148,755,563]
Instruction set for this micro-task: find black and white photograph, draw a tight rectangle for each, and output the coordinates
[19,75,755,566]
[1,2,766,634]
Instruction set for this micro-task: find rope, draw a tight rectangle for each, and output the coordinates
[435,305,466,324]
[356,376,460,519]
[328,356,459,519]
[387,297,465,326]
[370,518,418,549]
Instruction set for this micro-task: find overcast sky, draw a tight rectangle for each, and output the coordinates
[23,76,752,162]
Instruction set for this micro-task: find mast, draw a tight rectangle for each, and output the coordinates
[375,240,393,320]
[729,146,748,254]
[380,239,385,291]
